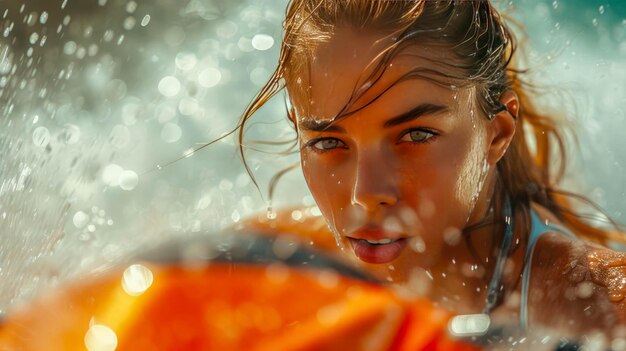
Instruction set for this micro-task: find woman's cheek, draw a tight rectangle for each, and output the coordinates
[449,132,491,222]
[300,151,321,193]
[300,151,351,243]
[401,140,474,228]
[301,151,342,207]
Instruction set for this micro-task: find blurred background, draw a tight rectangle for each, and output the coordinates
[0,0,624,313]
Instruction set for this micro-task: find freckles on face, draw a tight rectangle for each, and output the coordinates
[292,28,493,265]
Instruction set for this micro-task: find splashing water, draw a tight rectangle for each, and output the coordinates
[0,1,625,341]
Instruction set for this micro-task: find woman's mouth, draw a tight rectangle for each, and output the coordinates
[348,237,407,264]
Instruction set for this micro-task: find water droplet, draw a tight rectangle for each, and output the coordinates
[75,46,86,59]
[310,206,322,216]
[266,208,277,219]
[140,14,151,27]
[443,227,462,245]
[291,210,303,221]
[198,67,221,88]
[231,210,241,222]
[158,76,181,97]
[411,237,426,253]
[73,211,89,228]
[32,126,50,147]
[105,79,127,101]
[39,11,48,24]
[609,290,624,302]
[599,5,605,15]
[216,21,238,38]
[552,0,558,9]
[123,17,136,31]
[102,164,123,186]
[119,170,139,191]
[175,52,197,71]
[196,195,212,210]
[29,32,39,45]
[84,26,94,38]
[84,324,117,351]
[573,281,594,299]
[178,98,198,116]
[425,270,433,280]
[121,264,153,296]
[126,1,137,13]
[103,30,114,42]
[237,36,253,52]
[219,179,234,191]
[88,44,98,56]
[63,41,77,55]
[61,124,80,144]
[25,12,37,26]
[161,123,182,143]
[156,104,175,123]
[251,34,274,51]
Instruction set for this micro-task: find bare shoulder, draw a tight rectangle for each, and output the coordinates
[529,231,626,335]
[237,207,340,253]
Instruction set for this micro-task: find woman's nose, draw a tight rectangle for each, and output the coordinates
[351,150,399,210]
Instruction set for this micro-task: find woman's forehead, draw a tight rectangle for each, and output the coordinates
[291,28,469,122]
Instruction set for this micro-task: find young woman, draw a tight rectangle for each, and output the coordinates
[240,0,626,340]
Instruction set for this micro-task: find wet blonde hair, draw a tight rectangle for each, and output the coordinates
[235,0,623,246]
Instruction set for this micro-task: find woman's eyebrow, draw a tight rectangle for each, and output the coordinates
[299,103,448,133]
[299,118,346,133]
[383,103,449,128]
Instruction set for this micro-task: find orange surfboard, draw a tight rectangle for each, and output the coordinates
[0,230,481,351]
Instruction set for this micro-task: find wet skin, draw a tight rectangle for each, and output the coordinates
[245,206,626,338]
[267,26,626,335]
[288,27,517,312]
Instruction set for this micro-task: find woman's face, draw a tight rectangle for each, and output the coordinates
[291,28,511,277]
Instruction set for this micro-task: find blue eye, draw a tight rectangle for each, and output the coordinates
[400,129,436,143]
[310,138,346,151]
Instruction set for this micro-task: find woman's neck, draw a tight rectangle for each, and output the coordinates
[390,188,527,315]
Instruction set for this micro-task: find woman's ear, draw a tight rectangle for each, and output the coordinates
[487,90,518,165]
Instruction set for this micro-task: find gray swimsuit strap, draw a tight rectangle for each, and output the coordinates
[482,198,514,315]
[519,209,577,330]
